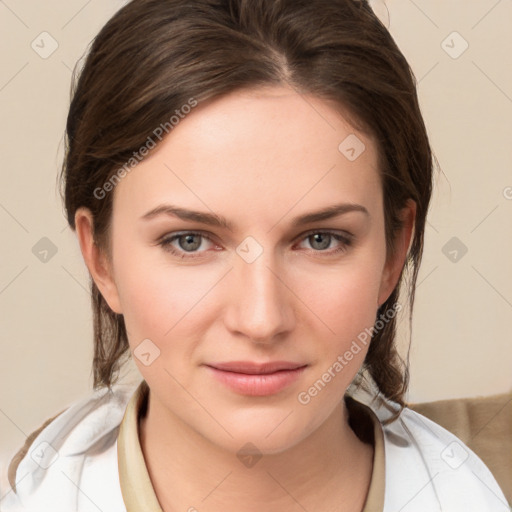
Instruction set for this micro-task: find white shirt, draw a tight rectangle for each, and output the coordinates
[0,380,509,512]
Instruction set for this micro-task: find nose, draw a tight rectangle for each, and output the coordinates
[223,246,295,345]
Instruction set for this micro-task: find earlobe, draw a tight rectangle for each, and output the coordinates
[377,199,416,308]
[74,207,123,314]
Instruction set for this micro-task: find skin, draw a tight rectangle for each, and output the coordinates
[75,84,415,512]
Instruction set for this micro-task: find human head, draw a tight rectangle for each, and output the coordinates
[59,0,433,413]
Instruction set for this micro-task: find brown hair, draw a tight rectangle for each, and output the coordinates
[58,0,434,412]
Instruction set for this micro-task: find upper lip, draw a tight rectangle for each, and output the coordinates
[206,361,307,374]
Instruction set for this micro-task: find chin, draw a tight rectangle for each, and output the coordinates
[204,410,317,457]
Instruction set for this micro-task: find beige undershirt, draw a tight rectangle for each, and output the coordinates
[117,380,385,512]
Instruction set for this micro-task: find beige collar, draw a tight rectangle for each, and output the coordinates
[117,380,385,511]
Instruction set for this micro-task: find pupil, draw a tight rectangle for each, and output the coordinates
[312,233,330,250]
[181,234,200,251]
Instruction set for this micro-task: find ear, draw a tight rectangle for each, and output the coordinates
[377,199,416,307]
[74,207,123,314]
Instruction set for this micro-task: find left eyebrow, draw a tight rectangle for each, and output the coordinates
[139,202,369,231]
[289,203,369,227]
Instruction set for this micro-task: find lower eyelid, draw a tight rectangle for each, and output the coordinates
[159,232,215,252]
[158,231,353,255]
[297,232,352,250]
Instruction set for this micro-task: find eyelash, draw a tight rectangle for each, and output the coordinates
[156,230,353,259]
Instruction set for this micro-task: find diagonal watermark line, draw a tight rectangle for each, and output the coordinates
[418,62,439,85]
[201,471,232,502]
[0,62,29,92]
[0,408,28,438]
[163,367,234,438]
[163,163,234,233]
[0,471,30,502]
[267,165,336,234]
[471,468,510,509]
[407,0,439,28]
[265,410,294,438]
[0,0,29,28]
[472,61,512,104]
[61,265,91,296]
[60,470,105,511]
[61,0,93,29]
[398,472,439,511]
[0,266,28,296]
[163,267,233,337]
[61,60,74,73]
[266,471,311,512]
[265,266,336,334]
[0,203,29,233]
[470,204,499,233]
[426,219,439,234]
[471,265,512,308]
[416,265,438,289]
[471,0,502,30]
[467,395,512,442]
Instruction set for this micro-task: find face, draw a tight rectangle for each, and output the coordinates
[78,85,411,454]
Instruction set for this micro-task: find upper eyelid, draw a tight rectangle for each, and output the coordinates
[158,229,353,248]
[294,229,353,244]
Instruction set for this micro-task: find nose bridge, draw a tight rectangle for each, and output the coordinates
[226,238,294,342]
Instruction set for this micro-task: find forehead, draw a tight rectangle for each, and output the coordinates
[112,85,381,227]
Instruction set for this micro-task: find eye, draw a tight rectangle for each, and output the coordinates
[157,229,353,259]
[295,230,353,255]
[157,231,217,259]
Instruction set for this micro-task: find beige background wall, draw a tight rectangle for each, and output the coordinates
[1,0,511,470]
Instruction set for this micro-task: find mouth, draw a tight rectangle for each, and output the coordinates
[206,360,307,374]
[204,361,308,396]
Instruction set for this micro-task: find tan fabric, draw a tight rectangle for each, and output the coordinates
[117,380,386,511]
[117,380,163,511]
[359,401,386,511]
[409,392,512,506]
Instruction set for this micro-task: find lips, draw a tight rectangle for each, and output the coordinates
[206,361,307,374]
[204,361,308,396]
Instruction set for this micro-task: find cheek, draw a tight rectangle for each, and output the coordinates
[115,268,203,385]
[292,265,384,409]
[112,245,220,355]
[295,254,384,336]
[117,269,193,334]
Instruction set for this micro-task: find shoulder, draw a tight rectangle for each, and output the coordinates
[368,395,510,511]
[6,407,68,494]
[2,383,137,512]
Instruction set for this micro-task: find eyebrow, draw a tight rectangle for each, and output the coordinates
[140,202,369,230]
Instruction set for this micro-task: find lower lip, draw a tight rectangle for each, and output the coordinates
[205,365,307,396]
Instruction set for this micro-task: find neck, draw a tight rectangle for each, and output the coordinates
[139,391,374,512]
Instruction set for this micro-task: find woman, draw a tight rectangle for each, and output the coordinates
[2,0,508,511]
